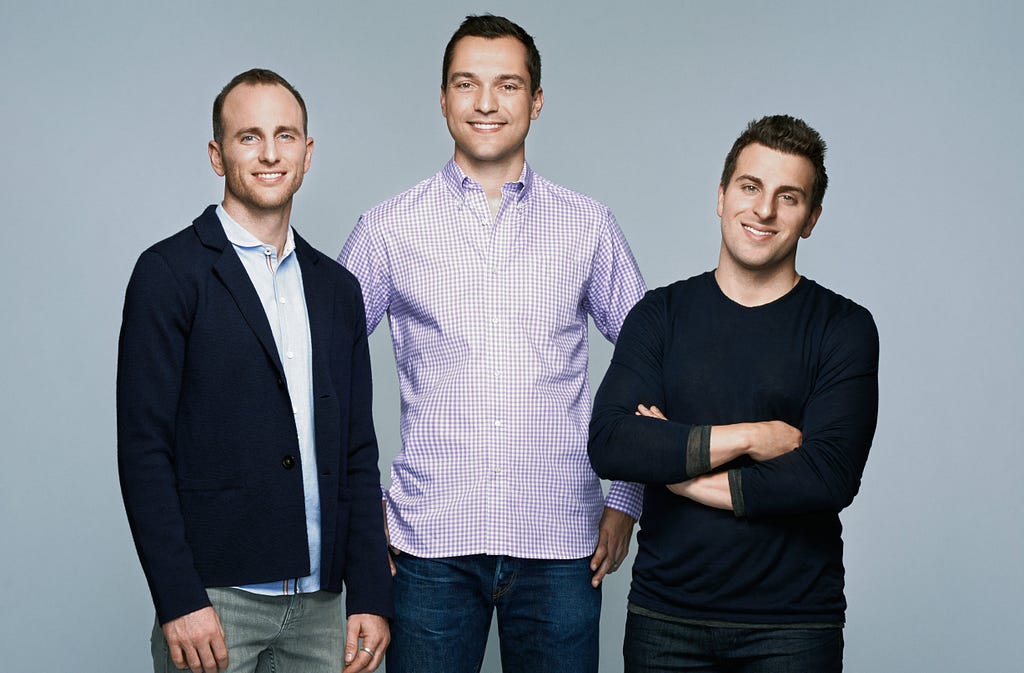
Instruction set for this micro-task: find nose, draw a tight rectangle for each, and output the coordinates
[755,193,775,220]
[260,138,279,164]
[476,87,497,113]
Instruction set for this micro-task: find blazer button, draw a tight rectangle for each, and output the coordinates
[281,455,296,469]
[277,377,286,389]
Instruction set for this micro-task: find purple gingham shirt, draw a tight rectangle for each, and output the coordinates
[339,159,646,559]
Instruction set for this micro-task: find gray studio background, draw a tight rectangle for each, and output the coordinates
[2,1,1021,671]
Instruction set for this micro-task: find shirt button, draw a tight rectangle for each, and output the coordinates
[292,406,298,414]
[494,420,502,427]
[281,455,296,469]
[494,370,502,377]
[286,351,295,359]
[279,297,287,304]
[491,318,499,325]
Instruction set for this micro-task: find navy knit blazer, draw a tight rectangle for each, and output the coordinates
[117,205,393,624]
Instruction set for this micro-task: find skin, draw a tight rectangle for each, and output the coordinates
[160,82,388,673]
[207,82,314,255]
[440,35,543,200]
[715,142,821,308]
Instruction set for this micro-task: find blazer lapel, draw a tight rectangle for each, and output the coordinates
[295,234,334,399]
[193,206,286,377]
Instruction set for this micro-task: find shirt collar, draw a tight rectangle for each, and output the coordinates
[216,204,296,259]
[442,157,535,206]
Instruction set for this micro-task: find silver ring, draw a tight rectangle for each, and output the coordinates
[359,646,375,656]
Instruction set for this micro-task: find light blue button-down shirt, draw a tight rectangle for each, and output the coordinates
[218,205,321,595]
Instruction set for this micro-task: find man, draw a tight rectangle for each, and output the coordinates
[337,15,645,673]
[589,115,879,672]
[117,69,392,673]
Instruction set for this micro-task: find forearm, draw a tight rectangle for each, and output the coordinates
[668,472,735,511]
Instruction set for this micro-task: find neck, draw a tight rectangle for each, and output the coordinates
[221,197,292,255]
[714,252,800,307]
[454,151,525,201]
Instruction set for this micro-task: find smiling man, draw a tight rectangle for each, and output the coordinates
[589,115,879,672]
[118,69,392,673]
[338,14,646,673]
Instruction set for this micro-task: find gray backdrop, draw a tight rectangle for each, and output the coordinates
[3,1,1021,671]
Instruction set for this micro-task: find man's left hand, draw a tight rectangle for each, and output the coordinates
[590,506,635,587]
[343,613,389,673]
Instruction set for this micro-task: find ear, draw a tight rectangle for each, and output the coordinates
[208,140,225,177]
[303,136,314,174]
[801,205,822,239]
[717,183,725,218]
[530,87,544,120]
[440,87,448,118]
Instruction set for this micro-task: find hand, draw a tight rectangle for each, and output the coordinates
[590,506,635,587]
[745,420,802,462]
[635,403,667,420]
[343,613,390,672]
[161,606,228,673]
[382,500,398,576]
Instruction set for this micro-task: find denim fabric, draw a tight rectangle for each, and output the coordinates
[151,588,343,673]
[386,554,601,673]
[623,610,843,673]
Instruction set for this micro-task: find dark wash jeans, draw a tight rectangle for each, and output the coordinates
[386,554,601,673]
[624,609,843,673]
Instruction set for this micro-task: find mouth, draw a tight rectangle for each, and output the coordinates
[254,172,285,181]
[743,224,776,238]
[469,122,504,131]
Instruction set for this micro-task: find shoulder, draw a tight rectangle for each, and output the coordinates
[528,172,616,223]
[802,279,879,362]
[359,168,450,230]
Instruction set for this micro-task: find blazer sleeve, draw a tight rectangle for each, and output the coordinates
[117,249,210,623]
[339,283,394,618]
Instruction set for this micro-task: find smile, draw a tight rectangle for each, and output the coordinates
[470,122,503,130]
[743,225,775,238]
[255,172,284,179]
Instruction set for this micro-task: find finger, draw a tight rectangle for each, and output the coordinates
[388,550,397,577]
[211,633,229,672]
[168,641,188,670]
[591,556,614,587]
[196,642,219,673]
[183,645,203,673]
[344,621,360,666]
[648,405,667,420]
[590,537,608,571]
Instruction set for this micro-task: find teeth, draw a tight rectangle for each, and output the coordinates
[744,225,774,237]
[471,123,501,129]
[256,172,283,179]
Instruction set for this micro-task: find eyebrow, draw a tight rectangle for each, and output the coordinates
[234,125,303,138]
[448,71,527,86]
[735,173,807,197]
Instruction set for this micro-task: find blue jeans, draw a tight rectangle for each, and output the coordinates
[151,588,343,673]
[387,554,601,673]
[623,610,843,673]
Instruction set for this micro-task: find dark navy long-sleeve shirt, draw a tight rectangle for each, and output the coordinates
[589,271,878,624]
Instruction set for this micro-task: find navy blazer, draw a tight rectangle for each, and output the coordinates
[117,205,392,624]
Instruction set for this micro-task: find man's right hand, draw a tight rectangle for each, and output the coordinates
[745,420,802,462]
[161,606,228,673]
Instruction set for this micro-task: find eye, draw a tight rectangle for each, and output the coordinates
[241,134,258,144]
[454,81,474,90]
[780,193,797,204]
[500,83,519,92]
[741,184,758,194]
[277,133,295,141]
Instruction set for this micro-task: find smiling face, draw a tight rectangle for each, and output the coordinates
[717,142,821,280]
[440,35,543,180]
[208,82,313,222]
